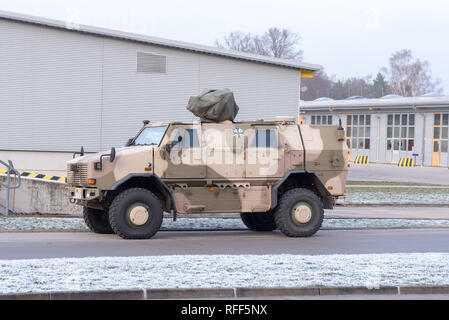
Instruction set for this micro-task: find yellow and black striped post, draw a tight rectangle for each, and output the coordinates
[398,158,414,167]
[354,155,369,164]
[0,169,66,182]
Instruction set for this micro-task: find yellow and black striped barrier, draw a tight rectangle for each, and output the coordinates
[0,169,66,182]
[354,155,369,164]
[398,158,414,167]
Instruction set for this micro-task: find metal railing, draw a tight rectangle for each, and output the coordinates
[0,160,21,216]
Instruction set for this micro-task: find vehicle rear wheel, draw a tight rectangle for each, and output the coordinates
[240,211,277,232]
[109,188,163,239]
[274,188,324,237]
[83,207,114,234]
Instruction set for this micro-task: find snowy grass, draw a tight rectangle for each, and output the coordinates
[323,218,449,229]
[1,216,449,232]
[347,181,447,186]
[0,217,88,231]
[0,253,448,293]
[345,188,449,205]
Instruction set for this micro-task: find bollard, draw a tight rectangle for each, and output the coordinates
[0,160,21,216]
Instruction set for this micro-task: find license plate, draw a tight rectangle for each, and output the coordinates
[74,188,84,199]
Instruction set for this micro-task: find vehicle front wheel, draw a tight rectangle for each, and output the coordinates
[83,207,114,234]
[109,188,163,239]
[240,212,277,232]
[274,188,324,237]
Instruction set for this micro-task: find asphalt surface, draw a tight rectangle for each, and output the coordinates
[348,163,449,185]
[1,228,449,260]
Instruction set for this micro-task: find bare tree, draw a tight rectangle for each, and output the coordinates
[301,71,333,101]
[258,28,303,60]
[215,31,255,53]
[302,72,379,101]
[384,50,443,96]
[216,28,303,61]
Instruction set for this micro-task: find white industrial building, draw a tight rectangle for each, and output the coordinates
[0,10,320,175]
[300,95,449,167]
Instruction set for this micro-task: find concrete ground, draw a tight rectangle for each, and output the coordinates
[348,163,449,185]
[1,228,448,260]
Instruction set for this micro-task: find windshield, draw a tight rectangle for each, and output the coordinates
[133,126,167,146]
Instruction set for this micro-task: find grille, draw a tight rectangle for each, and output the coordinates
[67,163,88,185]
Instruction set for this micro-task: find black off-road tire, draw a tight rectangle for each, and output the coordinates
[109,188,163,239]
[274,188,324,238]
[240,212,277,232]
[83,207,114,234]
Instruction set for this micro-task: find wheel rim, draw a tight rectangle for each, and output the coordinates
[126,202,151,228]
[291,201,313,225]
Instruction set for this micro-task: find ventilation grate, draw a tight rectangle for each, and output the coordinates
[137,52,167,73]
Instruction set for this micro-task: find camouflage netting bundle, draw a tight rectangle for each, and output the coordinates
[187,89,239,122]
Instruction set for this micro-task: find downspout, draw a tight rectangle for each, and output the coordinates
[421,113,426,167]
[376,115,380,162]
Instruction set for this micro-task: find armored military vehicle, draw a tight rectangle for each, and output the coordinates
[66,116,348,239]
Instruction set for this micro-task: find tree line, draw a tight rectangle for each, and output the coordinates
[216,28,443,101]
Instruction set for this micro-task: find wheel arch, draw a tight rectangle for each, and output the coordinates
[271,171,334,210]
[107,174,177,214]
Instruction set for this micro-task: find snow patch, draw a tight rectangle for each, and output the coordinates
[0,253,448,293]
[1,217,449,232]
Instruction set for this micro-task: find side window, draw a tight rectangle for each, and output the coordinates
[185,129,200,148]
[251,129,278,148]
[172,128,200,148]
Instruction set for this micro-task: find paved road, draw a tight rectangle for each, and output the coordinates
[1,228,449,260]
[348,163,449,185]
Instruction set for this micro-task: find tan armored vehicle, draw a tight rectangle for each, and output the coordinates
[67,116,348,239]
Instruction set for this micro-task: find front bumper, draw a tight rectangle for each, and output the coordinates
[67,186,100,201]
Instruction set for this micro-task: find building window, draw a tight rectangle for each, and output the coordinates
[434,113,449,153]
[346,114,371,150]
[310,115,333,125]
[386,113,414,152]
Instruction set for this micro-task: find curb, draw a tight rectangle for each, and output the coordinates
[235,287,320,297]
[318,286,398,296]
[0,289,145,300]
[341,204,449,208]
[346,185,449,189]
[1,286,449,300]
[147,288,235,299]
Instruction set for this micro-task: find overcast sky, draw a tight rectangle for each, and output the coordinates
[1,0,448,94]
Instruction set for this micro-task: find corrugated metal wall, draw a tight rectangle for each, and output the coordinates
[0,19,300,152]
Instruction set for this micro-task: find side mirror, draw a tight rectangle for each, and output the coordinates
[126,138,134,146]
[72,146,85,159]
[110,147,116,163]
[94,147,116,171]
[165,136,183,153]
[336,119,345,141]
